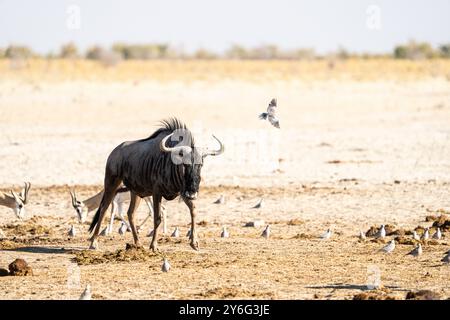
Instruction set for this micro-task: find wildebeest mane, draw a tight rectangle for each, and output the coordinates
[139,118,194,145]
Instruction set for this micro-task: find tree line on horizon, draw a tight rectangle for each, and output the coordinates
[1,41,449,66]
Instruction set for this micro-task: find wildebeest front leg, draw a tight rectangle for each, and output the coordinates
[127,193,141,247]
[183,198,199,251]
[150,194,162,252]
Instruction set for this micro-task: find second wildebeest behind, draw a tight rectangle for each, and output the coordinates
[88,118,224,251]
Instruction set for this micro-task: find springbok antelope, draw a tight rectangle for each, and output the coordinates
[70,188,167,234]
[0,182,31,220]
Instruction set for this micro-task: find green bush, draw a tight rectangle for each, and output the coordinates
[59,42,79,58]
[4,45,35,59]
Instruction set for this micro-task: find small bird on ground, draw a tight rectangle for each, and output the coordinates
[413,231,420,241]
[252,198,264,209]
[432,228,442,240]
[118,222,127,235]
[380,240,396,253]
[261,225,270,239]
[422,228,430,241]
[171,227,180,238]
[441,252,450,264]
[214,195,225,204]
[375,225,386,239]
[186,228,192,238]
[68,225,76,237]
[147,229,154,237]
[259,98,280,128]
[320,229,332,240]
[221,226,229,238]
[359,231,366,240]
[79,284,92,300]
[406,243,422,257]
[161,258,171,272]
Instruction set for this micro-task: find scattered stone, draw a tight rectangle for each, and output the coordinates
[244,220,265,228]
[406,290,441,300]
[0,268,9,277]
[8,259,33,276]
[353,290,399,300]
[287,219,303,226]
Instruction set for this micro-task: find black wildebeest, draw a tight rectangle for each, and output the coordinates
[88,118,224,251]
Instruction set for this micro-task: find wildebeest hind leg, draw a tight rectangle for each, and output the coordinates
[89,177,122,249]
[127,193,141,247]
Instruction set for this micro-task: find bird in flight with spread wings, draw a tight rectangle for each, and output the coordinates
[259,98,280,128]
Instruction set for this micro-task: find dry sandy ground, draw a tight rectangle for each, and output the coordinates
[0,60,450,299]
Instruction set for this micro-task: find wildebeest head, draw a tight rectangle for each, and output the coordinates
[160,129,224,200]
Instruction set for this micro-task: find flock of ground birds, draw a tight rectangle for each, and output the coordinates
[1,98,449,299]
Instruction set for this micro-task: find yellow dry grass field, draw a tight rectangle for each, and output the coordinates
[0,59,450,300]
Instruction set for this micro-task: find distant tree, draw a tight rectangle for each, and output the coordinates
[193,48,217,59]
[439,44,450,58]
[112,43,170,60]
[225,45,249,59]
[0,48,5,58]
[293,48,316,60]
[336,47,350,60]
[4,45,35,59]
[59,42,79,58]
[250,45,279,59]
[394,41,438,59]
[86,46,122,66]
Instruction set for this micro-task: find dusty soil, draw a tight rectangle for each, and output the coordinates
[0,60,449,299]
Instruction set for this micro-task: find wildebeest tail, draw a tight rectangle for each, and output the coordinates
[88,201,103,233]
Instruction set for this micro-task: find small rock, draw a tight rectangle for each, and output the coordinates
[406,290,441,300]
[244,220,265,228]
[0,268,9,277]
[8,259,33,276]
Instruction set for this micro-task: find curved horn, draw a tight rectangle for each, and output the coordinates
[10,190,21,203]
[160,132,192,154]
[70,190,77,207]
[203,135,225,157]
[21,182,31,204]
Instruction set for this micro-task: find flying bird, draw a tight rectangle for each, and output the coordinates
[161,258,171,272]
[320,229,332,240]
[421,228,429,241]
[221,226,229,238]
[432,228,442,240]
[413,231,420,241]
[259,98,280,129]
[380,240,396,253]
[171,227,180,238]
[375,225,386,239]
[79,284,92,300]
[261,225,270,239]
[68,225,76,237]
[214,195,225,204]
[252,198,264,209]
[406,243,422,257]
[118,222,127,235]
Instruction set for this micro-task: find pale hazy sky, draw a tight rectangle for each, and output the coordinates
[0,0,449,54]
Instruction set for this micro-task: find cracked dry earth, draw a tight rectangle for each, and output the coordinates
[0,183,449,300]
